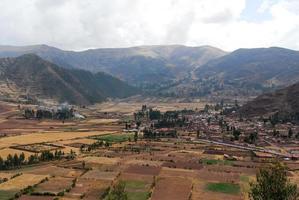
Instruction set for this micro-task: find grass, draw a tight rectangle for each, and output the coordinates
[201,159,233,166]
[127,191,149,200]
[92,134,134,143]
[206,182,240,195]
[125,180,149,200]
[125,180,148,190]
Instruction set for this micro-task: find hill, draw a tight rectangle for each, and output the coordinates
[193,47,299,97]
[0,54,138,105]
[0,44,227,86]
[239,81,299,119]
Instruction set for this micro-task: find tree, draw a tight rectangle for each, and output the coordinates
[13,154,19,167]
[249,162,299,200]
[0,156,3,170]
[289,129,294,138]
[107,181,128,200]
[233,129,241,141]
[245,132,258,144]
[20,152,25,163]
[134,132,138,142]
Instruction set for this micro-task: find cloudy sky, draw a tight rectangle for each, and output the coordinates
[1,0,299,51]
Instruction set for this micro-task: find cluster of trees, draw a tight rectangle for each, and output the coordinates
[224,125,242,141]
[149,110,190,128]
[148,109,161,120]
[153,117,188,128]
[80,140,111,152]
[0,150,75,170]
[0,152,25,170]
[143,129,177,139]
[24,107,75,120]
[268,112,299,125]
[244,132,258,144]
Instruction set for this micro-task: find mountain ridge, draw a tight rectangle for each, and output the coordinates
[0,44,227,86]
[0,54,138,105]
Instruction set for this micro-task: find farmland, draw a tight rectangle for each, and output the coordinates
[0,100,298,200]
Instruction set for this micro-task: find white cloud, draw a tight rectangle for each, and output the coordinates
[0,0,298,51]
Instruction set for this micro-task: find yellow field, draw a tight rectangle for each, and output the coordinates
[0,172,14,179]
[0,148,34,158]
[59,138,96,145]
[0,173,48,191]
[0,131,115,149]
[78,156,120,165]
[62,146,80,155]
[124,159,163,167]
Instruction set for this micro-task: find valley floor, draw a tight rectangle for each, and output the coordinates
[0,101,298,200]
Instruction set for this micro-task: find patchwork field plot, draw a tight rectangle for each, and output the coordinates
[125,180,151,200]
[90,133,133,143]
[78,156,120,166]
[81,170,119,181]
[206,182,240,194]
[151,176,192,200]
[0,173,48,191]
[0,147,34,158]
[198,168,240,183]
[124,165,161,176]
[0,173,48,200]
[191,179,243,200]
[17,165,83,178]
[0,131,115,149]
[124,159,163,167]
[59,138,96,145]
[11,143,63,153]
[33,177,74,195]
[66,178,110,199]
[159,167,197,179]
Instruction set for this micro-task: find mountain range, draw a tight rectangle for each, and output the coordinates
[193,47,299,97]
[0,44,226,87]
[0,44,299,101]
[0,54,138,105]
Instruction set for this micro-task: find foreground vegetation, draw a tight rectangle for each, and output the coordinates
[249,162,299,200]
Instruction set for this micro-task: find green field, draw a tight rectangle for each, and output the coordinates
[92,133,134,143]
[201,159,233,166]
[125,180,150,200]
[127,191,149,200]
[206,182,240,194]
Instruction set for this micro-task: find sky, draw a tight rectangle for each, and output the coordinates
[0,0,299,51]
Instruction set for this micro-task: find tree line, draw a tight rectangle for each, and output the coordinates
[0,149,75,170]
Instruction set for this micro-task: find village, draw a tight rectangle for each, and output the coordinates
[128,103,299,161]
